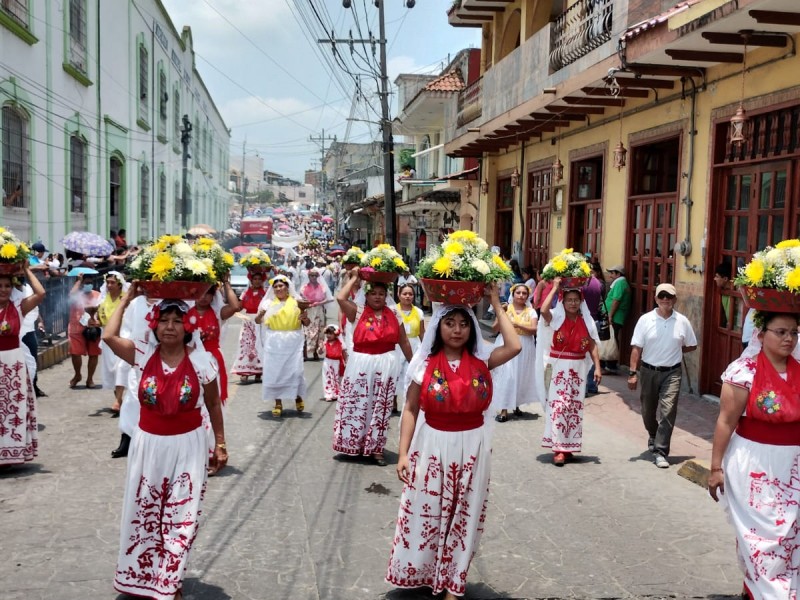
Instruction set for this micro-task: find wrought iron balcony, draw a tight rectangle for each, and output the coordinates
[550,0,613,72]
[457,77,482,127]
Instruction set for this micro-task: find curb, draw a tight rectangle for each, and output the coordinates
[678,458,710,488]
[37,338,70,371]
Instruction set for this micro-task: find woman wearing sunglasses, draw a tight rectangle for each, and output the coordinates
[709,310,800,599]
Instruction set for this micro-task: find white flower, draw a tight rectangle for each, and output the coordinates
[474,238,488,252]
[201,257,214,269]
[790,247,800,265]
[185,259,208,275]
[470,259,490,275]
[173,242,194,257]
[130,257,143,270]
[765,247,784,266]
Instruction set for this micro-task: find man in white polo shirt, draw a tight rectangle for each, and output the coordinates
[627,283,697,469]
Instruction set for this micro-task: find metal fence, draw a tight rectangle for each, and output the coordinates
[36,268,113,343]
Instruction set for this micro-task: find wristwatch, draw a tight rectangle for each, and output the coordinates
[628,370,638,377]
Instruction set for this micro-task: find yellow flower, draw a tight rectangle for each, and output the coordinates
[580,261,591,275]
[787,267,800,291]
[351,246,362,252]
[433,255,455,277]
[152,241,167,252]
[377,243,392,250]
[560,247,574,255]
[148,252,175,281]
[370,257,382,268]
[492,254,510,271]
[0,243,17,259]
[744,259,765,285]
[20,242,29,254]
[394,257,407,270]
[776,239,800,249]
[159,235,182,246]
[442,241,464,255]
[196,237,215,248]
[223,253,234,266]
[552,257,568,273]
[0,227,5,235]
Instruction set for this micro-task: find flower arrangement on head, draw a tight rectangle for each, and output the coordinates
[0,226,31,267]
[540,248,591,283]
[342,245,365,265]
[357,243,407,284]
[239,248,272,269]
[736,239,800,314]
[127,234,221,283]
[191,237,234,279]
[416,230,511,282]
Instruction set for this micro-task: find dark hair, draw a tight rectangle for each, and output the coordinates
[366,282,388,293]
[522,265,537,278]
[152,305,192,345]
[430,307,477,357]
[397,283,415,296]
[753,311,800,331]
[715,262,732,278]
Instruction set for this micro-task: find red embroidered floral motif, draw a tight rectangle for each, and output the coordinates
[333,369,396,455]
[0,356,38,464]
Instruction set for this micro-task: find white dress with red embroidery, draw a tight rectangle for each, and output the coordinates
[332,306,400,456]
[321,339,345,400]
[541,314,592,453]
[114,342,217,600]
[231,287,265,377]
[386,351,493,597]
[0,298,38,465]
[720,353,800,600]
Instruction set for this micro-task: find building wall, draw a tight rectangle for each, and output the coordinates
[0,0,229,247]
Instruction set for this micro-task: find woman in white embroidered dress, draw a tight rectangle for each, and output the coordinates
[103,288,226,600]
[0,266,45,466]
[492,283,539,422]
[386,284,520,599]
[231,271,266,382]
[709,311,800,599]
[536,277,602,466]
[255,275,310,417]
[299,267,334,360]
[394,283,425,412]
[97,271,127,415]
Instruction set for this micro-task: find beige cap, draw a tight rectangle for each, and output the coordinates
[655,283,677,297]
[607,265,625,275]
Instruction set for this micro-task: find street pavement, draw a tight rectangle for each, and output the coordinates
[1,318,743,600]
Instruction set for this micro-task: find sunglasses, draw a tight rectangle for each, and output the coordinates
[657,293,676,300]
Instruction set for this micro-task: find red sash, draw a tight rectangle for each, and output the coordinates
[0,301,21,349]
[138,348,202,435]
[551,315,591,358]
[353,306,400,355]
[188,307,228,402]
[420,349,492,432]
[240,287,265,314]
[325,339,345,375]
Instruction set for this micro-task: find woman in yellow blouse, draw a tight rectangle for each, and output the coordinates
[395,283,426,411]
[255,275,310,417]
[97,271,127,415]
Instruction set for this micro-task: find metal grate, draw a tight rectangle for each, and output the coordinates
[550,0,613,72]
[68,0,86,70]
[140,164,149,221]
[1,0,29,28]
[70,135,86,213]
[2,105,28,208]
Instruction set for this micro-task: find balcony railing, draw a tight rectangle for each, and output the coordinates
[457,77,482,127]
[550,0,613,72]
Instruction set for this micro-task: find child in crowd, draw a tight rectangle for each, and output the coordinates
[320,325,347,402]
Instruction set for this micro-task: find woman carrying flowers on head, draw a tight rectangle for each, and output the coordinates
[320,324,346,402]
[386,284,521,600]
[709,239,800,599]
[536,250,602,466]
[255,274,310,417]
[492,282,540,422]
[231,269,267,383]
[333,264,414,466]
[103,285,226,600]
[0,259,45,466]
[337,246,364,351]
[394,282,426,412]
[299,267,334,361]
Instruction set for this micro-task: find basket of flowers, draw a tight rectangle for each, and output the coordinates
[342,245,366,266]
[541,248,591,288]
[239,247,272,275]
[0,227,30,275]
[192,237,234,279]
[127,235,217,300]
[416,230,512,305]
[358,244,407,283]
[736,239,800,312]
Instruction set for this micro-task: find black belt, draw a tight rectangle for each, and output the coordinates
[641,361,681,372]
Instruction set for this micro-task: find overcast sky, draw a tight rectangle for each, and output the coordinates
[159,0,480,181]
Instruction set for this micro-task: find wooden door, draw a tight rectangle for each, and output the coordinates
[494,177,514,255]
[568,156,603,257]
[525,167,551,270]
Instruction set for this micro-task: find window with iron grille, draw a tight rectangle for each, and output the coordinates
[70,135,86,213]
[138,42,148,120]
[68,0,87,71]
[193,117,199,166]
[109,156,121,220]
[159,171,166,225]
[173,87,180,145]
[158,69,167,139]
[1,0,29,28]
[202,125,208,171]
[2,105,28,209]
[140,164,149,221]
[174,179,181,227]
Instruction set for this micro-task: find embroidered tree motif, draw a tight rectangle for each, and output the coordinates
[550,367,584,440]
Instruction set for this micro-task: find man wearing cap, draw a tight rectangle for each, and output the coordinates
[627,283,697,469]
[602,265,631,373]
[29,242,49,272]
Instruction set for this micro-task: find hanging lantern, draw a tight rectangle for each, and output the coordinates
[730,103,748,146]
[552,157,564,183]
[510,166,520,188]
[612,141,627,171]
[480,178,489,194]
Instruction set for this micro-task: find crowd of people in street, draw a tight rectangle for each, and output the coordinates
[6,217,800,600]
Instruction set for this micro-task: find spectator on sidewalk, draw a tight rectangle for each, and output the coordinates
[713,262,734,328]
[28,242,50,273]
[626,283,697,469]
[602,265,631,374]
[583,265,605,396]
[114,229,127,250]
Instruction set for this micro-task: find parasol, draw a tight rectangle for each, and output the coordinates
[61,231,114,256]
[188,224,216,236]
[231,246,252,254]
[321,216,334,223]
[224,228,239,235]
[67,267,99,276]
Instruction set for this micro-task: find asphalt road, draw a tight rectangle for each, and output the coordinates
[0,318,743,599]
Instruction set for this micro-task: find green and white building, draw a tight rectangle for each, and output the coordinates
[0,0,230,246]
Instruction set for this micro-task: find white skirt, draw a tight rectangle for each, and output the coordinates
[261,329,307,402]
[322,357,343,400]
[0,346,38,465]
[721,432,800,599]
[114,425,208,600]
[119,362,139,437]
[386,418,492,596]
[541,356,590,452]
[395,336,421,408]
[492,334,538,412]
[332,350,399,456]
[100,340,120,390]
[231,318,262,376]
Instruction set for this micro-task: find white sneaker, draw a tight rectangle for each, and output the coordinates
[654,455,669,469]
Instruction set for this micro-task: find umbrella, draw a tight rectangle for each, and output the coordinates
[188,224,216,236]
[278,225,291,232]
[67,267,99,276]
[231,246,252,255]
[273,208,284,213]
[321,216,334,223]
[224,228,239,235]
[327,249,345,257]
[61,231,114,256]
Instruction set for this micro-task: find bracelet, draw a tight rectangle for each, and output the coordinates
[710,467,723,473]
[216,443,227,450]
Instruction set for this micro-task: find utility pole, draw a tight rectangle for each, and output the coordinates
[309,129,336,213]
[180,114,192,229]
[240,139,247,224]
[377,0,396,247]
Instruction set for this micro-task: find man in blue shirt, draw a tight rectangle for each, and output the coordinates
[29,242,49,272]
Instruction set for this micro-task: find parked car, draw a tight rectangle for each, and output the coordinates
[229,264,249,297]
